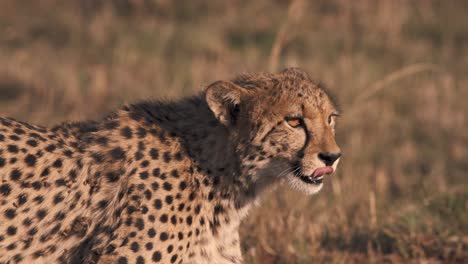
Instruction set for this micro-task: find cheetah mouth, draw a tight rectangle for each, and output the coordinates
[299,166,334,185]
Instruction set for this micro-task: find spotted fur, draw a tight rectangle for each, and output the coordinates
[0,68,341,263]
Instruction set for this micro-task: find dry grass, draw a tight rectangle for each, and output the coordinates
[0,0,467,263]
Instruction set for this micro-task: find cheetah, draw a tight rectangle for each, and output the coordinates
[0,68,341,263]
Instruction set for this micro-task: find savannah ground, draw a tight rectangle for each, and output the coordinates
[0,0,466,263]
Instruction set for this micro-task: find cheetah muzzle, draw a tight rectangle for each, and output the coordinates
[0,68,341,263]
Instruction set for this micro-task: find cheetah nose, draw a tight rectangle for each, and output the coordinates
[318,152,341,166]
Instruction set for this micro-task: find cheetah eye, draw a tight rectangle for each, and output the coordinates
[286,117,303,128]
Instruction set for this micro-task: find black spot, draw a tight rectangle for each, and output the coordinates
[170,170,179,178]
[33,195,44,203]
[121,237,129,247]
[26,139,38,147]
[208,191,214,201]
[146,242,154,250]
[22,218,32,226]
[96,136,109,145]
[32,181,42,190]
[163,152,171,163]
[186,216,193,225]
[121,126,133,139]
[160,214,168,223]
[104,120,119,130]
[13,128,25,134]
[0,184,11,196]
[24,154,36,166]
[170,254,178,263]
[10,135,20,141]
[194,204,201,214]
[130,242,139,253]
[27,227,38,236]
[163,182,172,191]
[151,182,159,191]
[165,195,173,204]
[214,204,225,214]
[6,243,16,250]
[149,148,159,160]
[40,167,50,177]
[144,189,152,200]
[178,181,187,191]
[7,225,17,236]
[135,151,144,160]
[141,160,149,167]
[50,223,61,235]
[69,169,77,179]
[105,244,116,254]
[55,179,66,187]
[7,145,19,153]
[152,168,160,177]
[53,193,64,204]
[135,218,145,230]
[160,232,168,241]
[36,209,47,220]
[91,152,104,163]
[55,212,66,221]
[52,159,63,168]
[18,194,27,205]
[139,171,149,180]
[148,215,155,222]
[178,203,185,211]
[137,127,147,138]
[45,144,56,152]
[136,256,145,264]
[127,205,138,214]
[106,171,121,182]
[0,157,5,167]
[153,199,162,209]
[130,195,140,201]
[148,228,156,238]
[110,147,126,160]
[5,208,16,219]
[152,251,162,262]
[189,192,196,201]
[10,169,22,181]
[13,253,22,262]
[117,256,128,264]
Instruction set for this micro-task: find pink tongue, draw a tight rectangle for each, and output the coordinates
[312,166,334,178]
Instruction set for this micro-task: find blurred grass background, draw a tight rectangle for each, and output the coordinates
[0,0,467,263]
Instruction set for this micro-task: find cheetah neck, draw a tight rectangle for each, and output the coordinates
[129,97,280,215]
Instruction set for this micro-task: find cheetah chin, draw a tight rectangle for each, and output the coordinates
[286,166,335,195]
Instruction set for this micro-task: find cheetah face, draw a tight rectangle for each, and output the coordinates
[206,68,341,195]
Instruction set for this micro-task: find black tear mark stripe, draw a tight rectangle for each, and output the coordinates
[296,104,309,158]
[297,119,310,159]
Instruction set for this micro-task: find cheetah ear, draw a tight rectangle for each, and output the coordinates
[205,81,246,127]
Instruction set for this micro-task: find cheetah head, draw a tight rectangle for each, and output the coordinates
[205,68,341,195]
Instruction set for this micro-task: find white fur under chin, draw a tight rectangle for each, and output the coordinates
[286,174,323,195]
